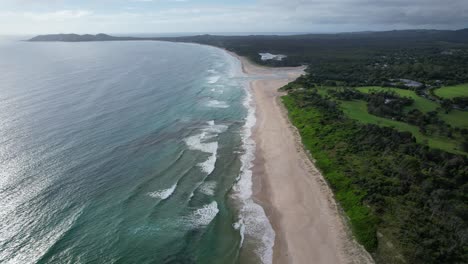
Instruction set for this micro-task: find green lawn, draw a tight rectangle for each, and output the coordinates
[439,110,468,129]
[339,100,465,155]
[357,86,468,129]
[315,85,330,96]
[434,83,468,99]
[357,86,438,113]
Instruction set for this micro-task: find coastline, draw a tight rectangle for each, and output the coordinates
[229,51,374,264]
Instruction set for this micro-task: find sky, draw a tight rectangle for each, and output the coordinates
[0,0,467,35]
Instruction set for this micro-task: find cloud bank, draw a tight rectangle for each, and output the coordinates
[0,0,467,34]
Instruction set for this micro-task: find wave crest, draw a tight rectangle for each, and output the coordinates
[207,75,220,84]
[232,82,275,264]
[147,183,177,200]
[191,201,219,227]
[184,121,227,175]
[206,100,229,108]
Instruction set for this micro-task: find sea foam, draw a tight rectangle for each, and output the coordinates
[191,201,219,226]
[206,100,229,108]
[199,181,217,196]
[232,79,275,264]
[199,150,217,174]
[207,75,220,84]
[233,219,245,247]
[184,121,227,175]
[147,183,177,200]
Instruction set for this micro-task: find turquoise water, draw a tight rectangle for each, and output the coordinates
[0,40,272,263]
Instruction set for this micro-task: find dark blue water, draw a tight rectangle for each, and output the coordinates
[0,40,275,264]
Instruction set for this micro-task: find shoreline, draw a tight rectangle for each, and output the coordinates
[228,51,374,264]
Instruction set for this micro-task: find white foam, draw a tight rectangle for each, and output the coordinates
[211,85,224,94]
[207,69,217,74]
[185,132,216,154]
[206,100,229,108]
[199,150,217,174]
[207,75,220,84]
[184,121,227,175]
[231,81,275,264]
[233,219,246,247]
[199,181,217,196]
[191,201,219,226]
[204,120,228,134]
[147,183,177,200]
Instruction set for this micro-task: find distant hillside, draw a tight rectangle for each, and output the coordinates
[29,29,468,85]
[154,28,468,66]
[29,29,468,67]
[29,28,468,44]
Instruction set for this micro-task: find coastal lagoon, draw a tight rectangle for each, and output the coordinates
[0,40,272,263]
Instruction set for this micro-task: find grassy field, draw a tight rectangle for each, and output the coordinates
[434,83,468,99]
[440,110,468,129]
[313,85,330,96]
[357,86,438,113]
[356,86,468,129]
[339,100,465,155]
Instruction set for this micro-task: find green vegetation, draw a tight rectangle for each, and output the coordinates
[282,95,379,251]
[282,89,468,264]
[284,83,468,155]
[434,83,468,99]
[440,109,468,129]
[357,86,468,129]
[357,86,438,113]
[339,100,463,154]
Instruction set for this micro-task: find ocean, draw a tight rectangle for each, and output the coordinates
[0,40,273,263]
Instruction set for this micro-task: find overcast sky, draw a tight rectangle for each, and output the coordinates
[0,0,467,35]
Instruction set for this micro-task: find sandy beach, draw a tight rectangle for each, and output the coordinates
[231,52,374,264]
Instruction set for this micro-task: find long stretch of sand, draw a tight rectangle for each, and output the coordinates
[230,52,374,264]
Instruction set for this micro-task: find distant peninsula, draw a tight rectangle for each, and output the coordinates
[28,29,468,68]
[27,29,468,67]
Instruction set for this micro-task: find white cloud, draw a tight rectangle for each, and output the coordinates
[129,0,188,2]
[0,0,467,34]
[0,9,92,22]
[30,10,92,21]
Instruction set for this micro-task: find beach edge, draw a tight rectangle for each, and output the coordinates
[226,50,374,264]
